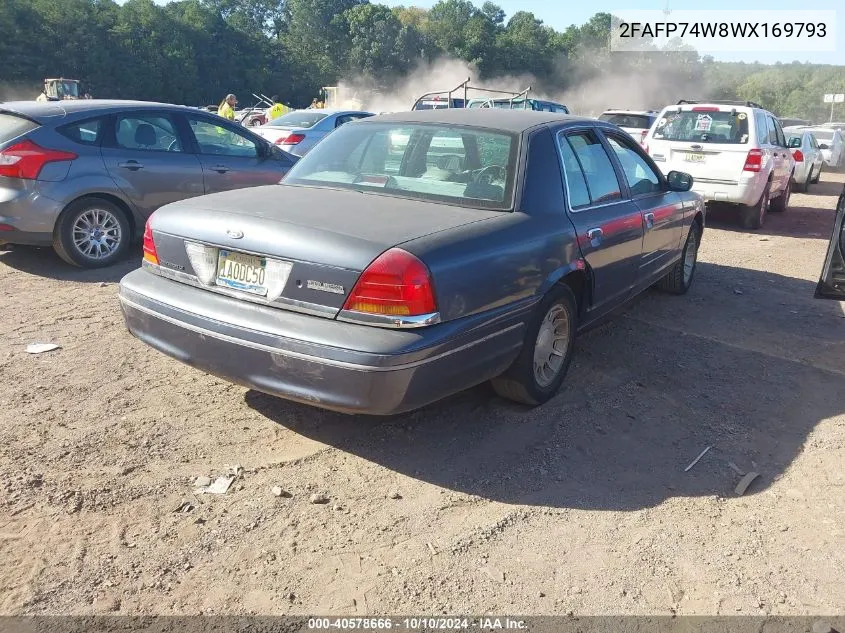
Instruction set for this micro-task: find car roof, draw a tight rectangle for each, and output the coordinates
[0,99,210,122]
[366,108,590,132]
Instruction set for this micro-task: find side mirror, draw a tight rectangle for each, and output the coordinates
[666,170,693,192]
[819,143,830,150]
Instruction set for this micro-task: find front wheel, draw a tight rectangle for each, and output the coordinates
[769,178,791,213]
[491,284,577,406]
[53,198,131,268]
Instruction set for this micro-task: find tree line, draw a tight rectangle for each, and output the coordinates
[1,0,844,122]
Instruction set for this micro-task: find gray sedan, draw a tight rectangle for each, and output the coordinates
[119,109,704,415]
[0,100,297,268]
[253,109,375,157]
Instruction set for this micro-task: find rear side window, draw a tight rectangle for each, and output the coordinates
[652,110,750,144]
[58,118,104,146]
[558,130,623,207]
[0,113,38,144]
[755,112,769,145]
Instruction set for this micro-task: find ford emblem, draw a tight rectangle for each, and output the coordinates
[226,229,244,239]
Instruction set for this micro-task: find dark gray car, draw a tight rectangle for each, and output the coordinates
[0,100,297,268]
[119,109,704,415]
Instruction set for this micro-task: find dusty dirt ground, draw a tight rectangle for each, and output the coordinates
[0,172,843,617]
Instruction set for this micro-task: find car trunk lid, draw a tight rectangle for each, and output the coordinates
[147,184,501,318]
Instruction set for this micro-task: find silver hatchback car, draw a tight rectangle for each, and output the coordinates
[0,100,297,268]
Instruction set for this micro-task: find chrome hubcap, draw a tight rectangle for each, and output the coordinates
[73,209,122,259]
[683,230,698,284]
[533,304,570,388]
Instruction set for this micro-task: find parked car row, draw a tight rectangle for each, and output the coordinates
[0,100,298,267]
[2,94,841,418]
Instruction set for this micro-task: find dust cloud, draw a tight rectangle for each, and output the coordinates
[0,82,39,102]
[335,53,713,117]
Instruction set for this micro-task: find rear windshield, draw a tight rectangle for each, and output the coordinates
[0,112,38,144]
[599,113,655,129]
[414,99,465,110]
[265,112,327,128]
[652,110,750,144]
[283,121,517,211]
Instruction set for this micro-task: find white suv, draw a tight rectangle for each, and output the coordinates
[644,100,795,229]
[598,109,658,146]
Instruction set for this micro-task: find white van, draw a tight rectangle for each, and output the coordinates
[644,100,795,229]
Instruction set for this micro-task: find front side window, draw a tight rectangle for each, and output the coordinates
[652,110,750,144]
[558,130,623,207]
[188,117,259,158]
[114,114,183,152]
[283,122,518,210]
[605,135,662,196]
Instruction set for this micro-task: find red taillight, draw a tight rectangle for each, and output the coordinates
[691,106,719,112]
[276,133,305,145]
[792,149,804,162]
[343,248,437,317]
[640,130,648,144]
[142,219,158,265]
[644,144,649,154]
[0,140,77,180]
[743,149,763,172]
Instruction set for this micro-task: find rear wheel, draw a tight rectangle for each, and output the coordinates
[769,177,791,213]
[53,198,131,268]
[491,284,577,406]
[740,182,770,229]
[658,221,700,295]
[811,164,822,184]
[792,175,807,193]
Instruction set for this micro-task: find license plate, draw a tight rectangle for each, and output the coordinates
[685,153,706,163]
[216,249,267,295]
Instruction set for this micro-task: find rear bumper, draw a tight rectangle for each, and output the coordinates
[692,175,765,207]
[0,183,64,238]
[118,269,527,415]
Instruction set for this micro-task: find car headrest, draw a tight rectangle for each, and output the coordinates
[134,124,157,147]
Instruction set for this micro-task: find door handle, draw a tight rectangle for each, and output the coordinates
[644,212,655,230]
[586,228,603,247]
[212,165,230,173]
[118,161,143,170]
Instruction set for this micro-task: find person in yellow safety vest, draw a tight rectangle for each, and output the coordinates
[266,95,289,121]
[217,93,237,121]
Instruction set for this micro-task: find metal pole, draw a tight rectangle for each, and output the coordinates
[832,99,835,123]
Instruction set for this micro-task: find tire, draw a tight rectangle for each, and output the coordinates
[769,177,791,213]
[491,284,578,406]
[53,197,131,268]
[811,164,822,184]
[658,221,700,295]
[739,182,770,229]
[792,176,807,193]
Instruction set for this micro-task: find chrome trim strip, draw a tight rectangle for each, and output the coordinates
[119,295,522,372]
[336,310,442,329]
[693,178,739,185]
[142,260,337,318]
